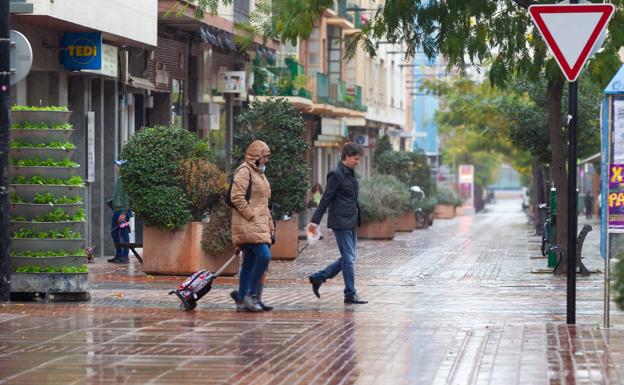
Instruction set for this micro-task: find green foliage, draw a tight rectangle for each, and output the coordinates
[234,98,310,218]
[16,265,88,273]
[28,208,86,223]
[179,158,227,221]
[11,105,69,111]
[373,135,434,197]
[10,122,73,130]
[359,174,411,224]
[11,249,87,257]
[9,141,75,149]
[121,126,204,231]
[614,253,624,310]
[11,175,84,186]
[12,227,82,239]
[9,193,24,203]
[11,157,79,167]
[201,205,233,256]
[32,193,82,205]
[436,185,462,207]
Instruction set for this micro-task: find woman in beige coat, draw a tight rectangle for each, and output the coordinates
[230,140,275,312]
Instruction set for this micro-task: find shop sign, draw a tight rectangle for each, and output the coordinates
[608,163,624,232]
[61,32,102,70]
[217,71,246,93]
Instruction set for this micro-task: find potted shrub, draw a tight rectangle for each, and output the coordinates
[9,106,88,300]
[435,185,462,219]
[358,175,410,239]
[235,98,310,260]
[120,126,234,275]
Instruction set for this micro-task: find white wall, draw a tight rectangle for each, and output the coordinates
[30,0,157,46]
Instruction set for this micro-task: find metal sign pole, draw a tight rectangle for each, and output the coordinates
[567,79,579,325]
[0,0,11,302]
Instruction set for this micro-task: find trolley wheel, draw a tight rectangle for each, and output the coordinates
[180,301,197,311]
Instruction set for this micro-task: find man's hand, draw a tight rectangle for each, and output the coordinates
[118,213,126,223]
[308,223,318,234]
[234,246,242,256]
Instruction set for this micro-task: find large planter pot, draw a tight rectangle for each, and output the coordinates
[143,223,238,276]
[10,184,84,201]
[10,110,72,125]
[10,128,74,143]
[11,272,87,293]
[395,211,417,232]
[358,218,396,240]
[271,217,300,260]
[434,204,456,219]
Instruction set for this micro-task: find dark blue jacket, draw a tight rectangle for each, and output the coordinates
[311,162,361,230]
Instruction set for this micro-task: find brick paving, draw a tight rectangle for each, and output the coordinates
[1,199,624,384]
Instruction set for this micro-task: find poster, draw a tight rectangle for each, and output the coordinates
[608,163,624,232]
[613,100,624,163]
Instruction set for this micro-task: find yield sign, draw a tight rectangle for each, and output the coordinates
[529,3,615,82]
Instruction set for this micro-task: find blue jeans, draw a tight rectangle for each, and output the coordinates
[237,243,271,301]
[111,210,131,258]
[311,229,357,298]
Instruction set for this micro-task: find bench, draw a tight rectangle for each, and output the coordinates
[114,242,143,264]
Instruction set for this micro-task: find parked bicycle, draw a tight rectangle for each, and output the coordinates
[410,186,429,228]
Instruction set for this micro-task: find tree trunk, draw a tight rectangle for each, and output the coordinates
[546,76,567,274]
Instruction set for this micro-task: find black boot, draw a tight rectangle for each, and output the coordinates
[256,282,273,311]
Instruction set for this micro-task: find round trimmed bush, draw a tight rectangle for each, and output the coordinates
[359,174,411,224]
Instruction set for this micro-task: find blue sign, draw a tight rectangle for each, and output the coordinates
[61,32,101,70]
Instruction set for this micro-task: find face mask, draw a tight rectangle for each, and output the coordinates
[259,164,266,173]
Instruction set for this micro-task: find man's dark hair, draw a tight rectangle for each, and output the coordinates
[341,142,363,160]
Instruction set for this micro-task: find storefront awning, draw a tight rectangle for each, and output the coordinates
[128,76,156,91]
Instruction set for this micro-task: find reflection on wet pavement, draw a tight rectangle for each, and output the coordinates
[0,199,623,384]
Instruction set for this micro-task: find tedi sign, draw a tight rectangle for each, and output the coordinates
[61,32,102,70]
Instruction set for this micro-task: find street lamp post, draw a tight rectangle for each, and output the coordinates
[0,0,11,302]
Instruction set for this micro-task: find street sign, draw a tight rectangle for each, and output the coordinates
[528,2,615,82]
[9,30,32,85]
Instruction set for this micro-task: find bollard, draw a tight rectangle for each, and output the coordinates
[548,187,558,268]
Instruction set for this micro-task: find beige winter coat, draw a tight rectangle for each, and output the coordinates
[231,140,275,246]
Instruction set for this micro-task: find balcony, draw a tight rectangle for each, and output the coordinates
[326,0,355,29]
[309,74,367,116]
[250,60,313,111]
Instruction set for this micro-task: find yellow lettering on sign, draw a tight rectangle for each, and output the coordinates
[609,192,624,207]
[611,166,623,183]
[68,45,97,57]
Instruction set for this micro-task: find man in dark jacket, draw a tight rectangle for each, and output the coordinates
[307,143,367,304]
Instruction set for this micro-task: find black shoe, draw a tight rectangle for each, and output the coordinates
[308,275,322,298]
[107,257,129,264]
[242,294,263,312]
[230,290,240,304]
[258,301,273,311]
[344,295,368,304]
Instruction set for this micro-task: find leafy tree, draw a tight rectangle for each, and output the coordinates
[193,0,624,271]
[373,135,434,197]
[233,98,310,218]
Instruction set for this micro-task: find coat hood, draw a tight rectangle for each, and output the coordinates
[245,140,270,167]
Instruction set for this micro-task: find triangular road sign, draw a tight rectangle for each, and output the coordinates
[529,3,615,82]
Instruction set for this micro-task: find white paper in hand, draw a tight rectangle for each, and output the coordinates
[306,225,321,244]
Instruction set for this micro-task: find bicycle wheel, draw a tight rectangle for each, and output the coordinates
[415,211,428,228]
[541,223,548,256]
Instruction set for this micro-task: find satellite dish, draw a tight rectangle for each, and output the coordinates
[10,30,33,85]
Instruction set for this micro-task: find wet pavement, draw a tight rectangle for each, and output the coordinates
[1,199,624,384]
